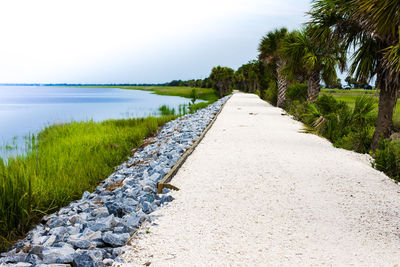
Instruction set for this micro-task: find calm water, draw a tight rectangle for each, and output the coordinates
[0,86,192,157]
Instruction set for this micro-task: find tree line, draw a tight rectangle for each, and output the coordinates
[171,0,400,151]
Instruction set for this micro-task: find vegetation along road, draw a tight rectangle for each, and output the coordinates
[122,92,400,266]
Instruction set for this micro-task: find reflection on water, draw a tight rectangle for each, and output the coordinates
[0,86,191,158]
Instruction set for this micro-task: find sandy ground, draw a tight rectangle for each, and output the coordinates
[121,93,400,266]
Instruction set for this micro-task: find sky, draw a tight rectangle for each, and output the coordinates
[0,0,312,84]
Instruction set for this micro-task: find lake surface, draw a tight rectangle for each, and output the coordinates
[0,86,192,158]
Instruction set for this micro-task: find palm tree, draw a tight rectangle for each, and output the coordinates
[209,66,235,98]
[235,60,262,93]
[281,26,345,100]
[309,0,400,149]
[258,28,288,108]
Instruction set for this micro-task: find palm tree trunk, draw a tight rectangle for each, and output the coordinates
[371,78,398,150]
[218,84,223,98]
[276,59,288,108]
[307,69,321,101]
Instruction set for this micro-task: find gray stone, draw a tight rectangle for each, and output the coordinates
[0,254,27,264]
[142,185,154,193]
[144,193,155,203]
[53,242,73,249]
[69,237,91,249]
[78,212,90,221]
[48,218,66,228]
[9,263,32,267]
[112,226,125,234]
[97,214,117,229]
[37,265,71,267]
[102,232,130,247]
[29,245,44,257]
[122,213,146,230]
[92,207,109,218]
[42,246,75,264]
[122,197,138,208]
[71,250,105,267]
[69,215,80,225]
[49,227,67,239]
[80,229,103,246]
[141,201,154,214]
[43,235,56,247]
[34,235,49,245]
[78,203,89,212]
[66,226,81,235]
[86,222,109,232]
[105,202,123,218]
[82,191,90,199]
[25,253,41,264]
[103,258,114,266]
[122,178,135,187]
[161,194,174,204]
[58,207,70,215]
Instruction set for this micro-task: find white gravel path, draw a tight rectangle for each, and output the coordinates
[121,92,400,266]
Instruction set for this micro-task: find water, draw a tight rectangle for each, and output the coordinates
[0,86,193,158]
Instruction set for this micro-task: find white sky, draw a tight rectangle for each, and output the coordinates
[0,0,311,83]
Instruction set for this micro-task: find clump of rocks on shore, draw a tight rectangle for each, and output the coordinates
[0,96,229,267]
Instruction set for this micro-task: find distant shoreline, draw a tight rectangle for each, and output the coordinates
[0,83,167,87]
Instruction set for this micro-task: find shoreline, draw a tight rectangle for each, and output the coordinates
[0,96,229,266]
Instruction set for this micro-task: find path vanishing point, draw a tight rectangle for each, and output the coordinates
[122,92,400,266]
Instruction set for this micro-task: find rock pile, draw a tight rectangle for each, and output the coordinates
[0,96,229,267]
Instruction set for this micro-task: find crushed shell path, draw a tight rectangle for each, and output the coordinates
[122,92,400,266]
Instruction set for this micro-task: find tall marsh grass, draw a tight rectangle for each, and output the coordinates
[0,115,175,251]
[158,101,209,117]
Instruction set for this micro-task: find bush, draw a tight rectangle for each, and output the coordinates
[315,94,346,115]
[264,81,278,106]
[286,83,308,102]
[287,95,375,153]
[334,96,376,153]
[334,126,374,153]
[373,140,400,181]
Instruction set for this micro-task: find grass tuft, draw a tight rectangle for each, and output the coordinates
[0,115,176,251]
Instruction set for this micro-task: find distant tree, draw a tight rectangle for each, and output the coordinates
[345,76,368,88]
[166,80,182,86]
[209,66,235,98]
[345,76,352,86]
[235,60,262,93]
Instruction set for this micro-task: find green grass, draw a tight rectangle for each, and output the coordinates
[119,86,219,116]
[321,88,400,128]
[0,115,176,251]
[85,86,219,103]
[121,86,218,102]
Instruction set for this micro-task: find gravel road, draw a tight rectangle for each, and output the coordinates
[121,92,400,266]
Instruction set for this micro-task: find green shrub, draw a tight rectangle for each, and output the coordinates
[264,81,278,106]
[334,126,374,153]
[315,94,346,115]
[290,95,375,153]
[286,83,308,102]
[373,140,400,181]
